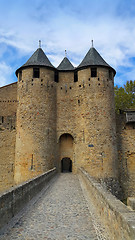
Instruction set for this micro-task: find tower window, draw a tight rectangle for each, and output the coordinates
[74,72,78,82]
[19,71,22,81]
[55,71,59,82]
[2,116,4,123]
[109,70,112,79]
[33,68,40,78]
[91,68,97,77]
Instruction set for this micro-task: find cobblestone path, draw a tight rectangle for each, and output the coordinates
[0,174,105,240]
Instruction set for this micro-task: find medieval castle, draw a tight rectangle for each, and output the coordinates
[0,43,135,200]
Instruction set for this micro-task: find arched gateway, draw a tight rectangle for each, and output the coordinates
[61,158,72,172]
[59,133,74,172]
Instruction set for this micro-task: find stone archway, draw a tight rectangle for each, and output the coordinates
[59,133,74,172]
[61,158,72,172]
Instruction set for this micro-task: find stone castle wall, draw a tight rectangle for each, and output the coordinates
[0,82,17,116]
[0,83,17,192]
[14,67,57,184]
[0,65,134,198]
[116,114,135,198]
[57,67,118,181]
[0,129,16,193]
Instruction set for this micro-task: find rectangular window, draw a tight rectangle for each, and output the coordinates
[2,116,4,123]
[91,68,97,77]
[33,68,40,78]
[109,70,112,79]
[19,71,22,81]
[74,71,78,82]
[55,71,59,82]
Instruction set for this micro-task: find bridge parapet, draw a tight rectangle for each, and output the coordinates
[78,167,135,240]
[0,167,56,230]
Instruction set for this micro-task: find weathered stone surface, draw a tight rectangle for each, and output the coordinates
[0,47,134,200]
[0,168,56,230]
[14,67,57,184]
[0,174,99,240]
[127,197,135,210]
[79,167,135,240]
[116,114,135,198]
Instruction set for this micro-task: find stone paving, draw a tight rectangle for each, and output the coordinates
[0,173,108,240]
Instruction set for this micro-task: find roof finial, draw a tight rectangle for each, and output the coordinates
[65,49,67,57]
[91,39,94,48]
[39,40,41,48]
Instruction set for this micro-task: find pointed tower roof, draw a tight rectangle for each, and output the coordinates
[57,57,74,71]
[16,47,55,75]
[77,46,116,74]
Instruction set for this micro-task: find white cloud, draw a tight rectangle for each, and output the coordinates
[0,62,13,87]
[0,0,135,86]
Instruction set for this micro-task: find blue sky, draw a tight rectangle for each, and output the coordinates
[0,0,135,87]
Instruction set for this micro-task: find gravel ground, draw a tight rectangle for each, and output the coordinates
[0,173,108,240]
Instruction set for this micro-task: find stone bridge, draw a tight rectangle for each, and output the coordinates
[0,168,135,240]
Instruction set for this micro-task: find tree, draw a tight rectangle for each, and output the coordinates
[114,80,135,113]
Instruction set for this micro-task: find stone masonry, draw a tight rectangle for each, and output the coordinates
[0,44,134,199]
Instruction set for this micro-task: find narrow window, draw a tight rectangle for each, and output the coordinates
[19,71,22,81]
[31,154,34,170]
[91,68,97,77]
[2,116,4,123]
[74,71,78,82]
[33,68,40,78]
[55,71,59,82]
[109,70,112,79]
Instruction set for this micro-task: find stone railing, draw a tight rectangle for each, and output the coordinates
[78,167,135,240]
[0,167,56,230]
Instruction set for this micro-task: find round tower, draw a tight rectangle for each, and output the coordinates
[75,44,118,181]
[14,45,57,184]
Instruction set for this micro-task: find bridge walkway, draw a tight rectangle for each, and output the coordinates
[0,173,109,240]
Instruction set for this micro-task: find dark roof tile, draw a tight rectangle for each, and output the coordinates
[77,47,115,73]
[57,57,74,71]
[16,48,55,75]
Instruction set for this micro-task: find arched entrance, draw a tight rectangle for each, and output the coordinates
[61,158,72,172]
[59,133,74,172]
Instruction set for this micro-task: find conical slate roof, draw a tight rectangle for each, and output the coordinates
[57,57,74,71]
[16,48,54,75]
[77,47,115,73]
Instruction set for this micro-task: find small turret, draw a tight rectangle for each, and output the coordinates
[77,45,116,75]
[16,47,55,76]
[57,56,74,71]
[57,52,74,84]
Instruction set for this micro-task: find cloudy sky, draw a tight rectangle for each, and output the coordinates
[0,0,135,87]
